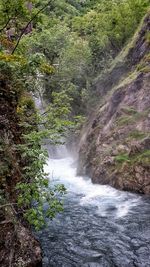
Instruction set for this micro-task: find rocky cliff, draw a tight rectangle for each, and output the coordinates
[78,13,150,194]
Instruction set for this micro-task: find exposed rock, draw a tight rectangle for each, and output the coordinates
[0,210,42,267]
[78,14,150,194]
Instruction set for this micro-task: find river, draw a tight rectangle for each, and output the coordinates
[36,149,150,267]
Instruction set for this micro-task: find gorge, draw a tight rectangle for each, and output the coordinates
[36,12,150,266]
[0,1,150,267]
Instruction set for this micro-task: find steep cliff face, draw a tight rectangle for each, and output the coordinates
[0,70,42,267]
[78,14,150,194]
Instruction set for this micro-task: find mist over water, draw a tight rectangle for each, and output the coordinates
[37,147,150,267]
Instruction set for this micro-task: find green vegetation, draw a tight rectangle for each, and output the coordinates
[135,150,150,165]
[145,31,150,43]
[117,109,149,126]
[128,130,148,140]
[71,0,149,70]
[121,107,138,115]
[115,150,150,167]
[115,153,130,163]
[136,52,150,73]
[117,115,134,126]
[0,0,150,229]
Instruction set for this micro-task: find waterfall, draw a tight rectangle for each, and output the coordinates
[47,144,69,159]
[34,94,69,159]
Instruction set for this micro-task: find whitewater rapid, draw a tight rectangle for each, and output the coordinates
[45,155,141,218]
[37,150,150,267]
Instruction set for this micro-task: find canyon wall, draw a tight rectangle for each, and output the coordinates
[78,14,150,194]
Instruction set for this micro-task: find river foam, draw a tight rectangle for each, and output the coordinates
[38,151,150,267]
[45,155,141,219]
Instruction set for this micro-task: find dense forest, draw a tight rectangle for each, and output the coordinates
[0,0,150,266]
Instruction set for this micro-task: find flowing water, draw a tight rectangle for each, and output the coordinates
[37,149,150,267]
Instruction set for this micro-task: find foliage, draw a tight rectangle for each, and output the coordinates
[117,109,149,126]
[117,115,134,126]
[14,86,80,229]
[115,150,150,168]
[134,150,150,165]
[0,0,149,229]
[18,24,92,114]
[128,130,148,140]
[15,79,80,229]
[16,141,66,230]
[0,0,30,29]
[71,0,150,70]
[1,0,149,112]
[115,153,130,163]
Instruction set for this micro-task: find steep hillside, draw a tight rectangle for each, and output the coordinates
[78,13,150,194]
[0,70,42,267]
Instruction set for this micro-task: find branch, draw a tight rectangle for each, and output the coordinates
[9,248,14,267]
[12,1,52,54]
[0,17,12,33]
[0,220,12,225]
[0,203,17,209]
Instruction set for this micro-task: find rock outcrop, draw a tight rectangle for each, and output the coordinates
[0,209,42,267]
[78,13,150,194]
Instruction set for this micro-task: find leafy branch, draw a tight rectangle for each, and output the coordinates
[12,0,53,54]
[0,17,12,33]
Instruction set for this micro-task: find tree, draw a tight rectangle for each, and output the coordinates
[0,0,149,230]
